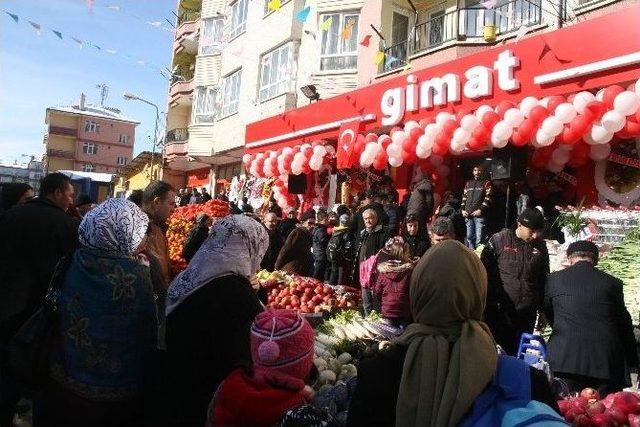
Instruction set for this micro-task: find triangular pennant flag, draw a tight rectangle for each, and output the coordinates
[375,50,385,65]
[106,49,117,54]
[296,6,310,22]
[147,21,162,27]
[90,43,101,51]
[137,60,146,65]
[267,0,281,11]
[28,21,42,35]
[71,37,83,48]
[360,34,372,47]
[107,5,120,11]
[86,0,95,13]
[5,12,19,23]
[320,17,333,32]
[481,0,498,9]
[341,24,353,40]
[51,29,63,39]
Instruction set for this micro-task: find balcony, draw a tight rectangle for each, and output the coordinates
[381,0,542,73]
[174,18,199,55]
[166,127,189,142]
[48,126,77,138]
[177,9,200,26]
[165,141,189,158]
[47,148,75,159]
[169,79,193,108]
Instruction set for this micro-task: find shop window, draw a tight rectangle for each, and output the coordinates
[119,134,129,144]
[319,12,359,71]
[259,42,295,102]
[83,142,97,155]
[194,86,217,123]
[85,121,100,133]
[82,164,95,172]
[117,156,128,166]
[229,0,248,40]
[219,69,242,118]
[200,18,224,55]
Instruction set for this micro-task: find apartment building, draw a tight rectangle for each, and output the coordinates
[0,158,44,193]
[162,0,365,192]
[44,94,139,174]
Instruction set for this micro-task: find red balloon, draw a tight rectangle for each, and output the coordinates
[353,135,366,156]
[571,116,592,137]
[602,85,625,108]
[302,147,313,158]
[302,163,311,174]
[432,143,449,156]
[419,118,434,129]
[379,135,392,149]
[518,119,536,140]
[244,161,252,171]
[495,101,515,118]
[511,131,527,147]
[547,96,565,115]
[435,132,450,148]
[528,106,549,125]
[409,126,423,141]
[390,126,403,135]
[583,101,606,122]
[622,119,640,136]
[401,149,417,164]
[292,145,301,153]
[472,125,490,143]
[442,119,458,136]
[635,109,640,123]
[559,126,579,145]
[468,137,486,151]
[481,111,500,129]
[373,157,387,171]
[402,137,416,152]
[365,133,378,143]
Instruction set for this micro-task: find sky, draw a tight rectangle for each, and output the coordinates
[0,0,176,166]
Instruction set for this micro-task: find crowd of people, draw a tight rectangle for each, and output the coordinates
[0,168,637,427]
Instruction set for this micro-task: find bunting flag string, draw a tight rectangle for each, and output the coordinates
[94,1,175,35]
[1,9,169,79]
[296,6,311,23]
[360,34,372,46]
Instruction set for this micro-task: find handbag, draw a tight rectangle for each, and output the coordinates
[6,256,71,392]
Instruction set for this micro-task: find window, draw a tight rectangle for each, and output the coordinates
[259,43,295,101]
[229,0,248,39]
[219,70,242,118]
[119,134,129,144]
[319,12,359,71]
[200,18,224,55]
[117,156,128,166]
[85,121,100,133]
[194,86,217,123]
[83,142,97,155]
[82,164,95,172]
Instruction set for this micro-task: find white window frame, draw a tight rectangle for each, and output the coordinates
[85,120,100,133]
[193,86,217,123]
[117,156,127,166]
[319,12,360,71]
[119,134,129,144]
[82,164,95,172]
[83,142,97,155]
[259,42,295,102]
[219,69,242,118]
[199,17,224,55]
[229,0,248,40]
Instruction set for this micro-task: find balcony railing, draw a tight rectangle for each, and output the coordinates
[47,148,75,159]
[165,141,189,157]
[166,128,189,142]
[48,126,77,137]
[177,9,200,26]
[381,0,542,73]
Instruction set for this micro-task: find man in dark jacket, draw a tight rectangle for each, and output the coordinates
[462,166,492,249]
[179,188,192,206]
[481,208,549,355]
[350,190,388,248]
[182,213,212,263]
[356,209,388,314]
[383,192,404,237]
[0,173,79,425]
[260,212,283,272]
[437,193,465,243]
[406,177,434,233]
[312,210,330,281]
[277,208,299,242]
[200,187,212,202]
[544,241,638,395]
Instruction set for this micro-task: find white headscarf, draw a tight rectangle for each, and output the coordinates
[166,215,269,315]
[79,198,149,256]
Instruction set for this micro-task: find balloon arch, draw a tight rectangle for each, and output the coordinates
[244,80,640,211]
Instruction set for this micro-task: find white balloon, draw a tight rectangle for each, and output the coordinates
[613,91,640,116]
[404,120,420,132]
[388,156,403,167]
[365,142,378,153]
[450,140,466,154]
[452,128,471,145]
[269,151,278,158]
[636,79,640,96]
[504,108,525,127]
[535,129,554,146]
[540,97,551,108]
[520,96,539,117]
[424,123,440,144]
[242,153,252,163]
[475,105,493,119]
[555,103,577,124]
[310,155,323,171]
[429,155,444,167]
[391,130,406,145]
[325,145,336,156]
[460,114,480,131]
[492,121,513,140]
[313,145,327,157]
[416,141,431,159]
[417,134,434,152]
[435,112,455,125]
[282,147,293,155]
[601,110,626,133]
[551,149,570,165]
[583,131,598,145]
[590,124,614,144]
[541,116,564,137]
[572,91,596,115]
[491,134,509,148]
[595,88,605,102]
[256,152,265,160]
[589,144,611,161]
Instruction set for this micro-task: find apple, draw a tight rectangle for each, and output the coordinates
[591,412,613,427]
[606,407,627,425]
[613,392,640,416]
[581,388,601,402]
[558,400,571,415]
[587,400,606,415]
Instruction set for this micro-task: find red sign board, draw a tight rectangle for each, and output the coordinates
[245,5,640,154]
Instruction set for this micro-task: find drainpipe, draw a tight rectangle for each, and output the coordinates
[558,0,565,28]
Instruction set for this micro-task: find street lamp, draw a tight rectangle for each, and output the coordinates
[123,92,160,179]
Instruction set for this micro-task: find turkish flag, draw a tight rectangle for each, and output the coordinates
[336,120,365,169]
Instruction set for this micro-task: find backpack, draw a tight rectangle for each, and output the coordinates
[327,232,345,263]
[459,355,568,427]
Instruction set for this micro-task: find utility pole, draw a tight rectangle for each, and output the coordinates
[96,84,109,106]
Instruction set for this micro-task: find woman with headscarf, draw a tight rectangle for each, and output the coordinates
[274,226,313,276]
[347,240,559,427]
[163,215,269,427]
[37,198,157,427]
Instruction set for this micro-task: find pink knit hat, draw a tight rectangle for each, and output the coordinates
[250,309,315,383]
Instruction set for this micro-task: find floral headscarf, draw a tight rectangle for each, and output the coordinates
[166,215,269,315]
[79,198,149,256]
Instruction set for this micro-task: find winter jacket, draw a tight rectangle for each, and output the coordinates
[144,221,171,288]
[351,202,388,244]
[437,198,466,243]
[357,225,389,263]
[275,227,313,277]
[406,178,434,223]
[383,204,404,236]
[372,261,413,320]
[182,224,209,263]
[261,229,284,272]
[0,197,78,337]
[462,179,492,214]
[544,261,638,387]
[481,228,550,314]
[402,233,430,259]
[277,218,299,242]
[311,224,330,262]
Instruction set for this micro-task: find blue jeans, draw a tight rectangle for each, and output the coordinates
[361,288,381,316]
[465,216,485,249]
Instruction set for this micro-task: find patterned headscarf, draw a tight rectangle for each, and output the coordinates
[79,198,149,256]
[166,215,269,315]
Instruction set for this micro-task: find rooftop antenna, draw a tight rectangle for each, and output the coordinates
[96,84,109,106]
